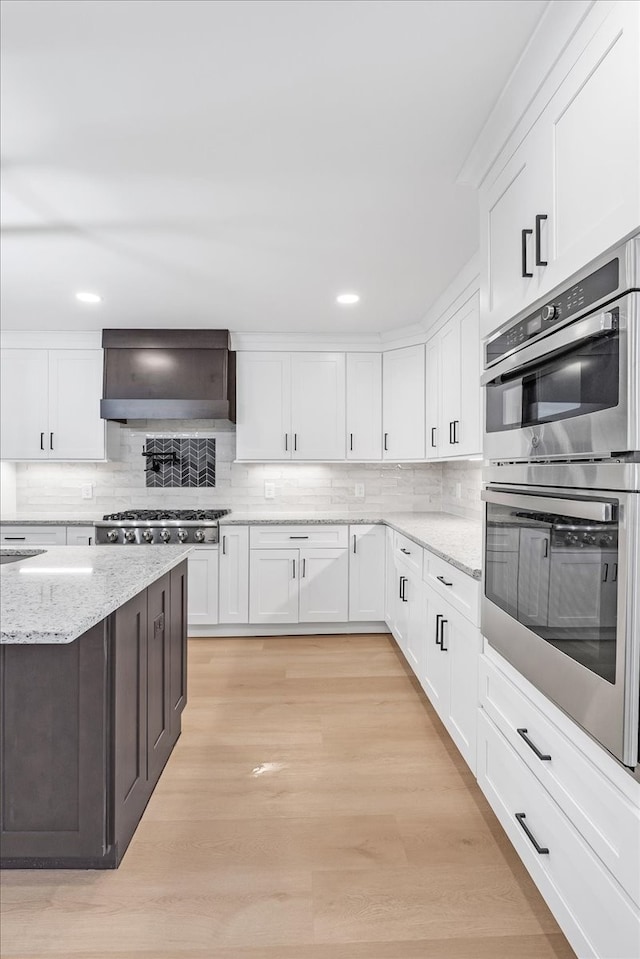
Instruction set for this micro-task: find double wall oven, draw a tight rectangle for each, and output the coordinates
[481,235,640,775]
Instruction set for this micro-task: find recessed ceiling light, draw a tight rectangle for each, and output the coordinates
[336,292,360,305]
[75,291,102,304]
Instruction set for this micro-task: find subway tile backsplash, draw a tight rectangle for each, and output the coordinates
[11,420,482,518]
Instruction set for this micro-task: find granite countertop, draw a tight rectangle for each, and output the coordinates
[0,515,102,526]
[0,545,192,645]
[222,511,482,579]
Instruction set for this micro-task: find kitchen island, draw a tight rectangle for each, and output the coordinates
[0,545,191,868]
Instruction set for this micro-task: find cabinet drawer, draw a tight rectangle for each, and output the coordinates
[479,655,640,906]
[423,551,479,625]
[0,525,67,546]
[392,531,422,576]
[478,711,640,959]
[249,525,348,549]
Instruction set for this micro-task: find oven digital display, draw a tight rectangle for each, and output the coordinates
[527,316,542,335]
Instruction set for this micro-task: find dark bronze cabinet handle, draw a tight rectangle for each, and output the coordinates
[353,534,357,554]
[517,728,551,761]
[285,434,288,451]
[384,433,389,451]
[302,558,306,578]
[521,228,533,278]
[4,536,26,540]
[437,575,453,587]
[453,420,459,444]
[222,535,227,555]
[400,547,411,555]
[515,813,549,854]
[289,535,309,539]
[50,432,54,450]
[603,563,609,582]
[431,427,437,448]
[292,559,296,579]
[449,421,454,444]
[349,433,353,451]
[439,618,448,651]
[40,432,45,451]
[535,214,548,266]
[401,577,408,602]
[435,613,443,646]
[294,433,298,451]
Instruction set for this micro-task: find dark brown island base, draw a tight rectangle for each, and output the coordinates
[0,560,188,869]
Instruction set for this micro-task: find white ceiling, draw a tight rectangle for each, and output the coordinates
[1,0,547,334]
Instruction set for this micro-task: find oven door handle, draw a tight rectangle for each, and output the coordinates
[482,487,616,523]
[481,310,615,386]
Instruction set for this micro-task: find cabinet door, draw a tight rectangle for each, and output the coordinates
[403,572,427,681]
[446,608,481,773]
[425,336,441,459]
[249,548,299,624]
[187,548,219,626]
[48,350,105,460]
[299,548,349,623]
[422,589,450,721]
[479,125,549,338]
[235,352,292,460]
[0,349,49,460]
[384,527,399,632]
[169,561,188,741]
[113,589,149,854]
[349,525,386,621]
[291,353,345,460]
[346,353,382,460]
[544,1,639,294]
[66,526,95,546]
[219,526,250,624]
[457,295,482,457]
[382,345,425,460]
[147,573,172,786]
[518,528,551,627]
[548,551,617,628]
[439,318,461,457]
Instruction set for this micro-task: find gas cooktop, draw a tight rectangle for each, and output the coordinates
[95,509,231,545]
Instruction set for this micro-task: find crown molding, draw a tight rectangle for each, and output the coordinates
[0,330,102,350]
[457,0,598,189]
[230,331,382,352]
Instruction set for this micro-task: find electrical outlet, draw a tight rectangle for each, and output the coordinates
[264,481,275,500]
[455,482,462,499]
[81,484,93,500]
[355,483,365,498]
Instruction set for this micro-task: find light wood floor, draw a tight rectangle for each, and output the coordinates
[0,634,576,959]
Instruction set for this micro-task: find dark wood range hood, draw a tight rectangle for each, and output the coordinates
[100,329,236,422]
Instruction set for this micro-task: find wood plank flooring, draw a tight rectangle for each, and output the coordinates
[0,634,576,959]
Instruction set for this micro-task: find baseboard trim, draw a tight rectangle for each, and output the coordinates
[188,622,390,638]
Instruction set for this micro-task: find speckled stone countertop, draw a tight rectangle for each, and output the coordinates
[0,515,101,526]
[0,545,192,645]
[221,511,482,579]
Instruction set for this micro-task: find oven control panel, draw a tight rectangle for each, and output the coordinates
[486,258,620,366]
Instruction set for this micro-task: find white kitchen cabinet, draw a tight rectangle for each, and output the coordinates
[218,526,249,624]
[346,353,382,460]
[291,353,345,460]
[249,548,299,625]
[0,348,108,462]
[424,295,482,460]
[382,344,425,460]
[236,351,345,460]
[235,352,292,460]
[65,526,96,546]
[188,547,219,626]
[479,1,639,339]
[349,524,386,621]
[398,565,427,680]
[299,547,349,623]
[0,525,68,546]
[421,581,481,773]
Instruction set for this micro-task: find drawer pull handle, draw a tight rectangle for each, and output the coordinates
[436,575,453,587]
[515,813,549,855]
[292,559,296,579]
[517,728,551,761]
[400,547,411,555]
[4,536,26,540]
[289,536,309,539]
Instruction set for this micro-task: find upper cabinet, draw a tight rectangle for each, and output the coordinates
[479,1,639,338]
[346,353,382,460]
[0,348,110,461]
[382,344,425,460]
[236,352,345,460]
[425,295,482,460]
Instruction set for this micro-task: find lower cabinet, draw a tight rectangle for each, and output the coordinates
[249,546,349,624]
[349,524,386,621]
[0,561,188,869]
[187,547,219,626]
[219,526,249,624]
[422,587,481,772]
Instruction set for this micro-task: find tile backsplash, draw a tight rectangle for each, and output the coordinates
[10,421,482,518]
[144,437,216,488]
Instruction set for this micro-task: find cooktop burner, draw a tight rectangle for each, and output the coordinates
[102,509,231,522]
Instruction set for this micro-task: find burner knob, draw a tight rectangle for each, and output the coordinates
[142,529,154,543]
[159,529,171,543]
[124,530,137,543]
[177,529,189,543]
[194,529,206,543]
[107,529,119,543]
[566,533,579,546]
[583,534,596,546]
[542,304,557,322]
